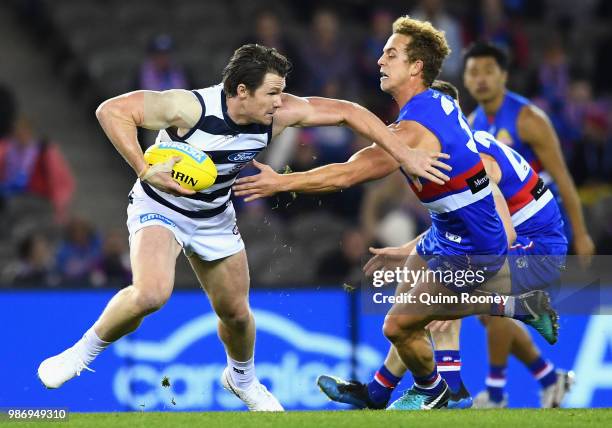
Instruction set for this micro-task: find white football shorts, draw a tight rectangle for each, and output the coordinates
[126,182,244,261]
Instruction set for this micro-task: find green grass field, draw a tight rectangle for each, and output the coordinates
[11,409,611,428]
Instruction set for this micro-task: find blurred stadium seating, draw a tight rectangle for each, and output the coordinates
[0,0,611,286]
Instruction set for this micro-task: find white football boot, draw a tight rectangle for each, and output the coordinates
[540,369,575,408]
[473,390,508,408]
[37,348,94,389]
[221,367,284,411]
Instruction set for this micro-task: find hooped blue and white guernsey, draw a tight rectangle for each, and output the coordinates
[398,89,507,272]
[140,83,273,218]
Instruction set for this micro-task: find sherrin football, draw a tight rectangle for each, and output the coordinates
[143,141,217,191]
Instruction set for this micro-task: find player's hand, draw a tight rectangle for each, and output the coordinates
[140,156,196,197]
[400,148,451,192]
[233,159,281,202]
[363,246,411,277]
[573,232,595,268]
[426,320,454,332]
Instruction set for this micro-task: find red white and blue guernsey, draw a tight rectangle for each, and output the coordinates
[471,130,568,293]
[470,90,571,242]
[398,89,507,286]
[471,130,566,240]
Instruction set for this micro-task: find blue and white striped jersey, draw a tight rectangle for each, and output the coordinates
[140,84,272,218]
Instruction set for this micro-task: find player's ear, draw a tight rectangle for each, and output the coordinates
[411,59,424,77]
[236,83,249,99]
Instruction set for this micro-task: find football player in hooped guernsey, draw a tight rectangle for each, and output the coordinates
[233,18,558,410]
[463,42,594,265]
[36,44,453,411]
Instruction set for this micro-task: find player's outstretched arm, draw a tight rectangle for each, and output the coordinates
[479,153,516,246]
[95,90,201,196]
[272,94,451,188]
[233,144,399,201]
[518,104,595,263]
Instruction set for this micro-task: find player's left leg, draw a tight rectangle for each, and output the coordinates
[429,320,473,408]
[510,322,574,408]
[476,316,573,408]
[189,250,283,411]
[501,234,572,407]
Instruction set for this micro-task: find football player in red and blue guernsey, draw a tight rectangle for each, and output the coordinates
[428,81,572,410]
[303,81,572,411]
[234,18,558,411]
[463,41,594,265]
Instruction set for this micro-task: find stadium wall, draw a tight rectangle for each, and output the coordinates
[2,289,611,411]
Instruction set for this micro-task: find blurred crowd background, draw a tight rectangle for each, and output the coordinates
[0,0,611,289]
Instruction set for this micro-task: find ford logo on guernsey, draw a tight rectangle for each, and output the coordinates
[112,309,383,410]
[228,152,258,163]
[158,142,207,163]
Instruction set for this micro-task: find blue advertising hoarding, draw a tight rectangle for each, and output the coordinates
[1,289,611,411]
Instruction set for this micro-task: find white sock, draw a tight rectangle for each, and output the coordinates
[72,327,111,365]
[227,355,255,390]
[503,296,516,318]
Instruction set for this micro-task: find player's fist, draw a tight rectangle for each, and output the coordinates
[140,156,196,197]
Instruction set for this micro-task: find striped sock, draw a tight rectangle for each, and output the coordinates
[367,364,401,406]
[435,350,462,393]
[413,366,446,396]
[528,356,556,388]
[486,365,507,403]
[490,296,531,321]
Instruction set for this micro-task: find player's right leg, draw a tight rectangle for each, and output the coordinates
[37,226,181,388]
[318,324,472,409]
[189,250,283,411]
[318,250,423,409]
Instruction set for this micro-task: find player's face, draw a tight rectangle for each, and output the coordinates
[463,57,507,103]
[245,73,286,125]
[378,34,414,94]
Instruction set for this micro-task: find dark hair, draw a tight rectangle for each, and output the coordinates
[222,44,291,96]
[431,79,459,101]
[463,41,509,70]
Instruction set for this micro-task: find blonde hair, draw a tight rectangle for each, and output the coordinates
[392,16,451,86]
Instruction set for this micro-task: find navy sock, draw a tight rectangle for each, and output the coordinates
[367,364,401,406]
[486,364,507,403]
[413,366,446,396]
[528,356,556,388]
[435,350,462,393]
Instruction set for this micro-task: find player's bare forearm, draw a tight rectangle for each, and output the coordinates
[283,145,398,193]
[276,167,350,193]
[233,145,398,200]
[96,92,147,176]
[519,105,589,237]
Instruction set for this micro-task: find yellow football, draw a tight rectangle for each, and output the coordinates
[143,141,217,191]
